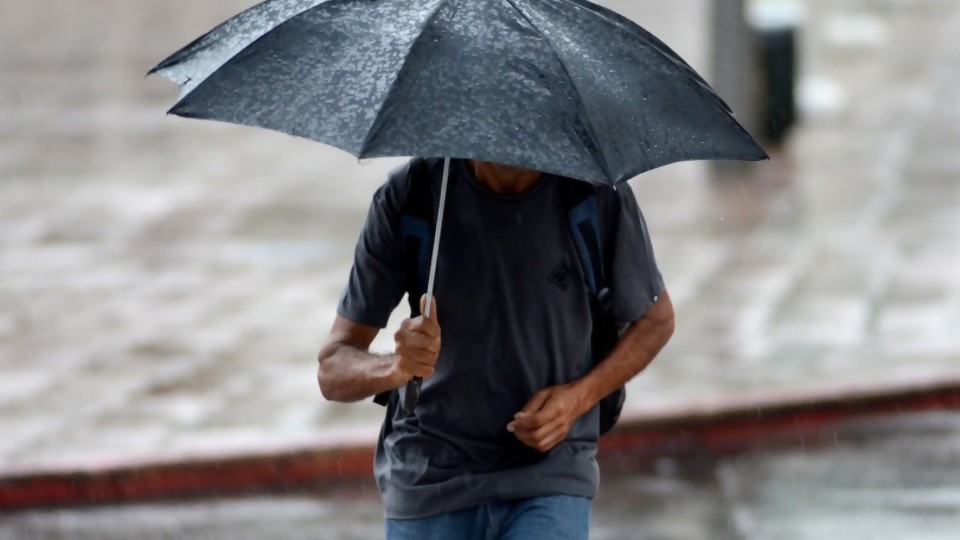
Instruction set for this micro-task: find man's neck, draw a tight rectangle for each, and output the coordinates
[470,160,542,194]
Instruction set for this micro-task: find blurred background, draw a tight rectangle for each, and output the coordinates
[1,0,959,538]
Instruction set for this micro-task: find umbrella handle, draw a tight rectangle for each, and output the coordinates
[402,158,450,415]
[403,377,422,414]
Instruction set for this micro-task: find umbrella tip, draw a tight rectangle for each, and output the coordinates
[145,61,167,77]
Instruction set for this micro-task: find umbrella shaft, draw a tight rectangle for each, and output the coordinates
[405,157,450,414]
[423,157,450,318]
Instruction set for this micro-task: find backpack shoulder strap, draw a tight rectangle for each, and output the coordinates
[558,178,614,312]
[559,178,627,435]
[398,158,437,317]
[374,158,436,407]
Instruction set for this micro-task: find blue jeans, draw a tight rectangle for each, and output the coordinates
[385,495,591,540]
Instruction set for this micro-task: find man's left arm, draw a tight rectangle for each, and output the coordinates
[508,290,675,452]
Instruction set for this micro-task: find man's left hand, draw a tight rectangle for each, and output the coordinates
[507,384,586,453]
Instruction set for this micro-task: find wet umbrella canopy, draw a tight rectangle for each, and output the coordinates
[150,0,767,411]
[150,0,767,185]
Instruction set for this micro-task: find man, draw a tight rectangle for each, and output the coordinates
[318,158,674,539]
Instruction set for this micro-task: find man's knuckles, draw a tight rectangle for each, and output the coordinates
[397,346,438,365]
[396,355,435,378]
[396,320,440,341]
[412,318,440,337]
[395,328,440,350]
[514,416,549,432]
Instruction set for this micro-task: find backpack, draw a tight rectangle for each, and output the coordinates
[377,158,627,436]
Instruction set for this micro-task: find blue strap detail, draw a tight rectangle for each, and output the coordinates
[567,196,603,296]
[401,215,432,295]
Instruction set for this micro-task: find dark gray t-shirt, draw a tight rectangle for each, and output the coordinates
[338,158,664,519]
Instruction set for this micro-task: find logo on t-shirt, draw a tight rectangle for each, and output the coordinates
[549,259,572,291]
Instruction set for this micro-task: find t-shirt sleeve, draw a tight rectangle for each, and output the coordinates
[336,167,411,328]
[607,183,666,325]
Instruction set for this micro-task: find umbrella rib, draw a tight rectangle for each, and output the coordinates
[357,0,454,157]
[152,0,330,92]
[503,0,613,182]
[552,0,731,116]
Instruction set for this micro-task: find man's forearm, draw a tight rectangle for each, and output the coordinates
[317,345,405,403]
[571,296,675,416]
[508,295,674,452]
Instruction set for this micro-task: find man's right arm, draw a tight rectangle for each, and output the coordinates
[317,316,402,403]
[317,296,441,403]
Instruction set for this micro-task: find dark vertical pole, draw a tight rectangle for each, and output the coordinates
[711,0,759,131]
[710,0,760,177]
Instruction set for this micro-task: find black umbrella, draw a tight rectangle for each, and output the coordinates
[150,0,767,411]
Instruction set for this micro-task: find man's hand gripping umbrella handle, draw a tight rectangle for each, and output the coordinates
[403,158,450,415]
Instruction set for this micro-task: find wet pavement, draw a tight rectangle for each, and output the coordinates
[1,0,960,521]
[2,410,959,539]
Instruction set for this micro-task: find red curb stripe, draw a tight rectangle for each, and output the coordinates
[2,384,959,511]
[599,383,960,462]
[0,447,374,511]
